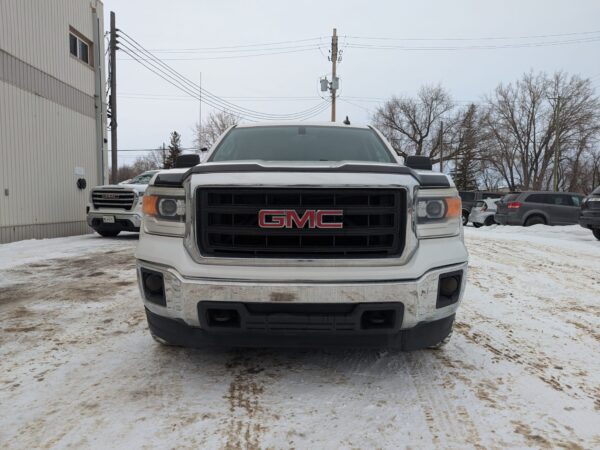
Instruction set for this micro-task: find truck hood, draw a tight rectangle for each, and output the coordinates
[201,160,398,170]
[152,161,451,189]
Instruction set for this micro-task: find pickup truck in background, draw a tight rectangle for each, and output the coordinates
[87,170,158,237]
[135,123,468,351]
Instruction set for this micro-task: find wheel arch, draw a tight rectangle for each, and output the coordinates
[523,210,549,225]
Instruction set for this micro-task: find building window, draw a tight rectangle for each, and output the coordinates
[69,27,93,67]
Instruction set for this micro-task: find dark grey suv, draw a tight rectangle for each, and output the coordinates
[495,191,585,226]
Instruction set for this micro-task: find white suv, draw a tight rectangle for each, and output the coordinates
[468,198,500,228]
[135,123,468,350]
[87,170,158,237]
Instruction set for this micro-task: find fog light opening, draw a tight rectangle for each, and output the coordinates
[145,274,163,293]
[141,268,166,306]
[440,276,459,298]
[437,271,463,309]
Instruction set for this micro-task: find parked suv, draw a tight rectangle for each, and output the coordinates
[135,123,468,351]
[459,191,504,225]
[495,191,584,226]
[579,186,600,240]
[87,170,158,237]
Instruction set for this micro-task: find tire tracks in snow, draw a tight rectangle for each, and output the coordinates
[406,353,485,448]
[463,233,600,412]
[220,351,282,449]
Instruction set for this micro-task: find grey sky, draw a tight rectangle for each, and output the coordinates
[103,0,600,165]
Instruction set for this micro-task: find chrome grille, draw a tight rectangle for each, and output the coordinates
[92,189,136,210]
[196,187,406,258]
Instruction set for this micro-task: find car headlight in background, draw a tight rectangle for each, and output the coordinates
[142,186,186,236]
[415,189,461,239]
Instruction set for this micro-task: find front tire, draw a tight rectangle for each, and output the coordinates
[97,229,120,237]
[473,223,482,228]
[484,216,496,226]
[462,211,469,226]
[593,229,600,240]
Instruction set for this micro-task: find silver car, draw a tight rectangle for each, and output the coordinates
[468,198,499,228]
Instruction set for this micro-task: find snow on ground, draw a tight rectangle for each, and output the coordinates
[0,226,599,449]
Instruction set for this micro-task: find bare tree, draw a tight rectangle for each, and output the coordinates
[109,165,136,183]
[480,71,600,191]
[131,146,165,173]
[372,84,456,164]
[193,111,240,150]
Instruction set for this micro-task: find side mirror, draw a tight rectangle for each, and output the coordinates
[405,155,432,171]
[174,154,200,168]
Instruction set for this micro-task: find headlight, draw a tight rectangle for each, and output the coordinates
[415,189,461,239]
[142,186,186,236]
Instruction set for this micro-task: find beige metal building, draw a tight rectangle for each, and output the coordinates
[0,0,106,243]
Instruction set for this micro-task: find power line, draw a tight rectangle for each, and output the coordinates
[147,36,327,52]
[118,31,330,120]
[118,44,331,121]
[144,43,322,55]
[120,94,325,102]
[345,29,600,42]
[120,32,290,119]
[119,46,323,61]
[345,36,600,51]
[338,98,372,113]
[131,29,600,57]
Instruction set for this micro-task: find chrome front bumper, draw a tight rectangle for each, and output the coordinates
[137,260,468,330]
[87,211,143,228]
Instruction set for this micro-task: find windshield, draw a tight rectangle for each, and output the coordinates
[127,172,155,185]
[209,126,395,163]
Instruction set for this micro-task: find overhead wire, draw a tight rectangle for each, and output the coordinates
[120,44,330,121]
[147,36,327,52]
[118,31,330,120]
[119,47,323,61]
[117,46,330,121]
[344,36,600,51]
[344,29,600,42]
[120,44,330,122]
[133,29,600,57]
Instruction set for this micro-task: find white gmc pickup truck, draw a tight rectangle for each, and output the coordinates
[87,170,158,237]
[136,123,468,350]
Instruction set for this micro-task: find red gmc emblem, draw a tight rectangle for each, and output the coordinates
[258,210,343,229]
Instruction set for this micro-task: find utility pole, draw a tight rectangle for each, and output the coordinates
[553,96,561,192]
[330,28,338,122]
[439,121,444,173]
[109,11,118,184]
